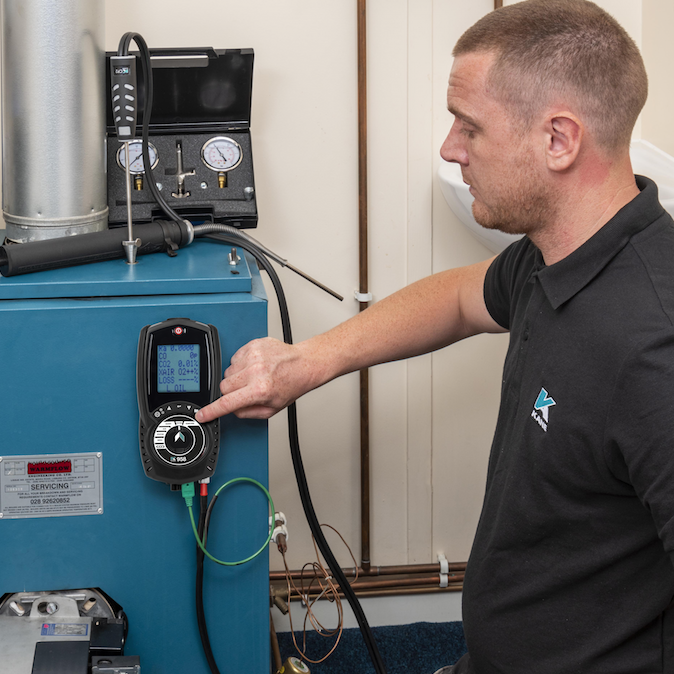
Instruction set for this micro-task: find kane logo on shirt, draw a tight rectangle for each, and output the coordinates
[532,387,556,432]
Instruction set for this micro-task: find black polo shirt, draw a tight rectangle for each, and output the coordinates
[462,176,674,674]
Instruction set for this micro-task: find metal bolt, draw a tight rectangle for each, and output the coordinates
[97,508,103,514]
[156,183,163,191]
[97,453,102,458]
[200,182,208,190]
[0,457,3,462]
[0,513,4,518]
[228,247,241,266]
[244,186,254,200]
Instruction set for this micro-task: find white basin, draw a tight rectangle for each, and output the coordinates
[438,139,674,254]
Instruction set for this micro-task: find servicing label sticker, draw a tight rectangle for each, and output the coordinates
[0,452,103,520]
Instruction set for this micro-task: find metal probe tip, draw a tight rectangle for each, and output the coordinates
[123,238,141,265]
[284,262,344,301]
[122,141,139,264]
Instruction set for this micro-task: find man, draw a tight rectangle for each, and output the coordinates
[197,1,674,671]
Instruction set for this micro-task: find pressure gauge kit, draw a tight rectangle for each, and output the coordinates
[105,48,257,229]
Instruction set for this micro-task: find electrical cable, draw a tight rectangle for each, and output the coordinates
[196,491,221,674]
[203,232,388,674]
[191,476,272,674]
[277,523,360,664]
[186,477,274,566]
[282,548,344,664]
[116,33,185,228]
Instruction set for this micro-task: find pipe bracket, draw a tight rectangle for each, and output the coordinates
[438,553,449,588]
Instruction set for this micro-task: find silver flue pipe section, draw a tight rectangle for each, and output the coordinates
[1,0,108,242]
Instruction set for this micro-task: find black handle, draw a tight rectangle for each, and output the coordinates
[0,220,191,276]
[110,54,138,140]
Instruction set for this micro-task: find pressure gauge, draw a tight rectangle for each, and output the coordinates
[201,136,243,172]
[116,140,159,174]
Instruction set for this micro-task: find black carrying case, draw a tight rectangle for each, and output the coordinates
[105,48,257,228]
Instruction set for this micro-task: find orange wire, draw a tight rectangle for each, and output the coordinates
[279,522,359,665]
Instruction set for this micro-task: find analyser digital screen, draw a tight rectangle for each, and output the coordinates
[157,344,200,393]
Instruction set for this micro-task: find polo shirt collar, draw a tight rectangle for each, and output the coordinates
[535,176,666,310]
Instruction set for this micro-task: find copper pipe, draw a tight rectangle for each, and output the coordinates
[271,573,464,593]
[356,0,371,575]
[350,574,464,591]
[270,609,283,672]
[282,582,463,602]
[357,0,368,301]
[362,562,466,575]
[270,561,466,582]
[494,0,503,8]
[336,584,463,599]
[360,367,370,572]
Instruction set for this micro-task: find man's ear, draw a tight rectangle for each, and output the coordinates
[545,113,583,172]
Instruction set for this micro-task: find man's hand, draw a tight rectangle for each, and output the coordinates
[195,337,317,422]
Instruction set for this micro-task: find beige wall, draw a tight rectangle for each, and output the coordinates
[105,0,507,572]
[642,1,674,157]
[104,1,674,590]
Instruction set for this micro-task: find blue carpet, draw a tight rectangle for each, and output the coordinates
[276,621,467,674]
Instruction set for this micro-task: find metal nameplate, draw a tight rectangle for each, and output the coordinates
[0,452,103,520]
[41,623,89,637]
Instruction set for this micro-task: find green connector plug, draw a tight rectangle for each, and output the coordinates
[181,482,195,507]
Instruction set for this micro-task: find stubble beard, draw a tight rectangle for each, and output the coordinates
[470,156,557,237]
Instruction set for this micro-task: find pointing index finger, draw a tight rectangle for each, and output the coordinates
[196,392,244,422]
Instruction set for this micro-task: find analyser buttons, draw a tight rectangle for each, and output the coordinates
[151,408,206,466]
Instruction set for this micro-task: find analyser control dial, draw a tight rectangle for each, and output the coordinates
[148,403,215,468]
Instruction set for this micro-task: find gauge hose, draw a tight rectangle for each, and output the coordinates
[117,32,187,229]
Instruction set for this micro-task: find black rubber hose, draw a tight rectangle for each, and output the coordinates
[117,32,185,228]
[202,233,388,674]
[195,486,223,674]
[196,492,221,674]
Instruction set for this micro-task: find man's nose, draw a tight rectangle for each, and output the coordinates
[440,120,468,166]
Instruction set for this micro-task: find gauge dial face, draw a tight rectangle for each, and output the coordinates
[116,140,159,174]
[201,136,243,172]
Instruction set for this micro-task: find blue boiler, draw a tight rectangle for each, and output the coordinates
[0,241,269,673]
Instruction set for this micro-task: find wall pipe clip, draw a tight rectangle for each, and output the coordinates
[438,553,449,588]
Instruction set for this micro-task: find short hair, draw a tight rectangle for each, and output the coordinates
[453,0,647,153]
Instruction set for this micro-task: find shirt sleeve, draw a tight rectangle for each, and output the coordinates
[604,329,674,560]
[483,236,536,330]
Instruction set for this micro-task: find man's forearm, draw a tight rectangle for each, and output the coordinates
[297,257,503,386]
[196,257,503,421]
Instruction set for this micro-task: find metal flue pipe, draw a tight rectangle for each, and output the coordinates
[1,0,108,242]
